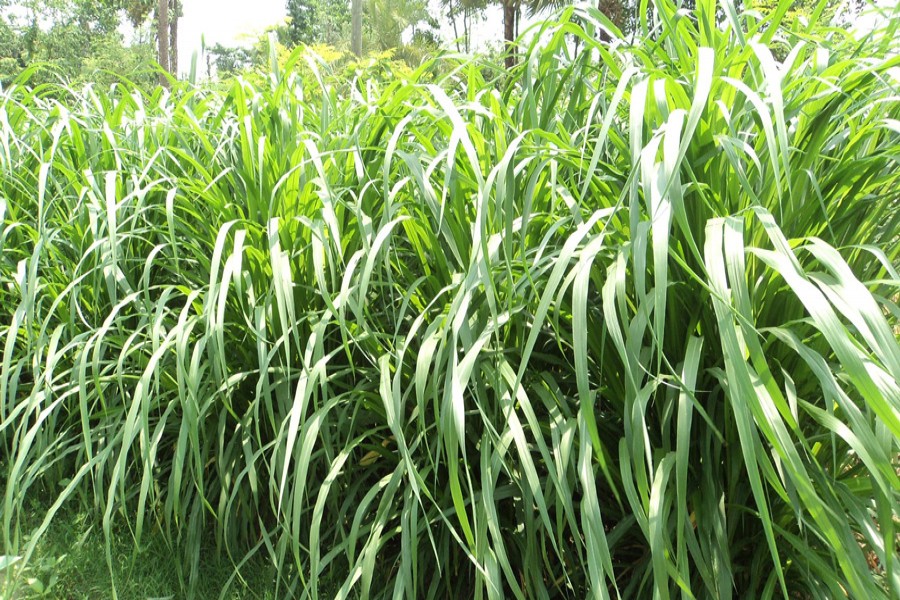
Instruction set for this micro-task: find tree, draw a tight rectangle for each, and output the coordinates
[502,0,517,68]
[443,0,490,53]
[0,0,157,88]
[597,0,629,38]
[169,0,180,76]
[287,0,315,44]
[286,0,350,47]
[364,0,433,51]
[207,42,256,76]
[351,0,361,55]
[120,0,179,81]
[157,0,168,85]
[287,0,434,58]
[749,0,865,58]
[525,0,632,41]
[750,0,863,26]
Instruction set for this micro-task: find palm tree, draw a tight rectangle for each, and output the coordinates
[502,0,518,69]
[169,0,180,77]
[504,0,631,69]
[597,0,628,38]
[519,0,631,46]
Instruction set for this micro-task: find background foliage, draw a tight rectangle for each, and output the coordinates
[0,0,157,88]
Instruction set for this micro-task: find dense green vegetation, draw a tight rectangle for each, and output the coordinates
[2,1,900,598]
[0,0,160,89]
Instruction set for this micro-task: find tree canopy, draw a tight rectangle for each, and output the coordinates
[0,0,877,87]
[0,0,157,87]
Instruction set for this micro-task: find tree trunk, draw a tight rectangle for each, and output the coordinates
[449,2,460,53]
[598,0,625,41]
[462,7,469,53]
[503,0,516,69]
[169,0,179,77]
[351,0,362,57]
[158,0,169,87]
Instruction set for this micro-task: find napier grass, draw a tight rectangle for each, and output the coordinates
[2,2,900,598]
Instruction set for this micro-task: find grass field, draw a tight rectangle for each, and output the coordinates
[2,497,280,599]
[2,1,900,598]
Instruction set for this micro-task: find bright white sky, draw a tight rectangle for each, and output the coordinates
[177,0,286,73]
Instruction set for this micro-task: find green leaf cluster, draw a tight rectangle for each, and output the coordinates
[287,0,351,47]
[0,0,157,89]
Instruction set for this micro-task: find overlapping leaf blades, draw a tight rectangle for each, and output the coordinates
[2,2,899,598]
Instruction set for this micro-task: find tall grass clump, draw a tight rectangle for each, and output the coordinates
[2,1,900,597]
